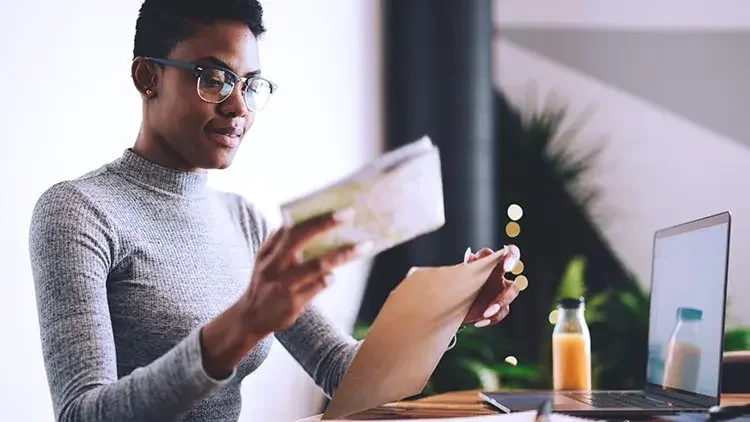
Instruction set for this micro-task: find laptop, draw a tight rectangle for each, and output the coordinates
[480,211,732,417]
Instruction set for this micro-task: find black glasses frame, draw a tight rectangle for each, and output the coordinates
[144,57,277,111]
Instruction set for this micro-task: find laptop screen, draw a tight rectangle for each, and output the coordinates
[645,213,730,399]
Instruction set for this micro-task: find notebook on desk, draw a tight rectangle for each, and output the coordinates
[481,212,732,418]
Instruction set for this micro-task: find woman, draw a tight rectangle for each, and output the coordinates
[28,0,521,421]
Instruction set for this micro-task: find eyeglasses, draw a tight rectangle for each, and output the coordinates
[145,57,277,112]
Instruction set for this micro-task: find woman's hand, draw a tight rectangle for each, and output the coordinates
[201,208,368,378]
[240,208,370,337]
[462,245,521,328]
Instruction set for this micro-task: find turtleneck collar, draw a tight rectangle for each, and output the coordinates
[107,149,209,198]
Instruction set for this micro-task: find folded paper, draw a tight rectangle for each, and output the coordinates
[280,135,444,262]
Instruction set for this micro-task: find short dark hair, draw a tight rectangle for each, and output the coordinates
[133,0,266,59]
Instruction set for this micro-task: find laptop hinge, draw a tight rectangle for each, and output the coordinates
[648,386,716,407]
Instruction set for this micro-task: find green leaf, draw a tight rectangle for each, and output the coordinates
[458,358,501,391]
[584,290,612,323]
[489,362,543,380]
[724,328,750,351]
[556,255,587,301]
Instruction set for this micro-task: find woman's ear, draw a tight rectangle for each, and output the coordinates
[131,57,159,98]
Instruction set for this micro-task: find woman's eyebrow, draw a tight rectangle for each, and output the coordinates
[198,56,261,77]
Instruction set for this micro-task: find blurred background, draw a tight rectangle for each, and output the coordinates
[1,0,749,421]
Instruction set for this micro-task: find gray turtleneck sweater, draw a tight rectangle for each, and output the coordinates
[29,149,359,421]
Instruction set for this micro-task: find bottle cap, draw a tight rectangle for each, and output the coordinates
[558,297,585,309]
[677,307,703,321]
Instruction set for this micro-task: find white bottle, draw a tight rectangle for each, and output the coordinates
[662,307,703,392]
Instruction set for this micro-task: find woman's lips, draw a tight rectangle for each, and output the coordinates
[204,128,242,148]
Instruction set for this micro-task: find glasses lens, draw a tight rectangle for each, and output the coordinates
[245,77,273,111]
[198,69,234,103]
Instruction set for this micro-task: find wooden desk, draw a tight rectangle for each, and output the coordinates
[342,390,750,420]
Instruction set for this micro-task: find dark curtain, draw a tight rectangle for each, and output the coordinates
[357,0,497,324]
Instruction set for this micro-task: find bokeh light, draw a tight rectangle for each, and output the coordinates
[548,309,559,325]
[515,275,529,291]
[504,356,518,366]
[511,260,524,275]
[505,222,521,238]
[507,204,523,221]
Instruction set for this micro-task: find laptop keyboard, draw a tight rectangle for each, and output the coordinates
[566,392,695,409]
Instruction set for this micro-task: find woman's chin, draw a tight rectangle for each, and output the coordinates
[207,152,237,170]
[194,140,241,170]
[190,148,237,170]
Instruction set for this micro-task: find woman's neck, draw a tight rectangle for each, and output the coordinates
[133,126,206,174]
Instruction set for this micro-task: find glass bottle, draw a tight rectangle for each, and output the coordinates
[662,307,703,392]
[552,297,592,391]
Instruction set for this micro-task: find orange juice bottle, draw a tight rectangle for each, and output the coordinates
[552,297,592,391]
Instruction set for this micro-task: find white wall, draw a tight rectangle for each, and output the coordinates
[0,1,380,421]
[493,0,750,327]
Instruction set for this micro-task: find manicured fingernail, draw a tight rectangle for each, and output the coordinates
[503,257,518,273]
[407,267,419,276]
[483,303,501,318]
[333,207,356,222]
[463,247,472,263]
[503,247,520,272]
[355,241,374,255]
[474,319,491,328]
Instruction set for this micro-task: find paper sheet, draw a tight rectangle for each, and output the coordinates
[320,250,508,420]
[280,135,444,262]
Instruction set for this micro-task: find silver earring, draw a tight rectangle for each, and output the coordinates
[145,89,152,96]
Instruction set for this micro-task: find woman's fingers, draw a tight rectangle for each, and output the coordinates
[482,280,519,314]
[464,245,518,269]
[296,272,335,302]
[475,305,511,328]
[464,247,474,263]
[470,274,520,327]
[500,245,521,272]
[464,247,495,264]
[483,303,502,319]
[281,241,372,291]
[498,279,520,305]
[257,226,288,261]
[273,208,357,266]
[479,281,518,319]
